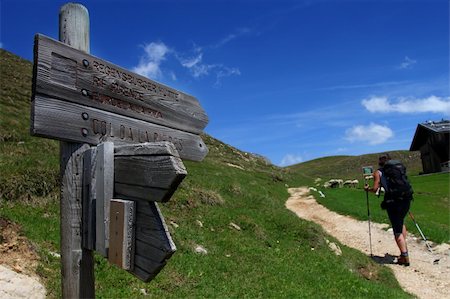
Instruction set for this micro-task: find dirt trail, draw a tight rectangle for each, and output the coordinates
[0,218,46,298]
[286,187,450,299]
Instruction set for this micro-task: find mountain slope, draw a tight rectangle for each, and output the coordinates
[287,151,422,184]
[0,49,411,298]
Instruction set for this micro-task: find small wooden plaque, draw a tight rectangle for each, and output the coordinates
[109,199,135,270]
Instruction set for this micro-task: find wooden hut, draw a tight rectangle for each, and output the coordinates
[410,120,450,174]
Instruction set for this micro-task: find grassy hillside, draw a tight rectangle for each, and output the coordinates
[287,151,422,185]
[0,49,412,298]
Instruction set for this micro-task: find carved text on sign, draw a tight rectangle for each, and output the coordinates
[90,91,163,119]
[90,118,184,151]
[91,60,179,100]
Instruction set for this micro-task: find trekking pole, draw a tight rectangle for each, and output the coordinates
[365,188,373,257]
[408,212,433,254]
[362,167,374,257]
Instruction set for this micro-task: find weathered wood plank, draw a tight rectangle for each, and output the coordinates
[114,141,180,157]
[60,142,93,299]
[32,34,208,135]
[114,142,186,202]
[134,239,175,263]
[109,200,125,268]
[133,198,158,217]
[82,148,96,251]
[115,185,170,202]
[109,199,135,270]
[131,265,163,282]
[115,155,186,189]
[134,255,166,275]
[95,142,114,257]
[127,200,176,281]
[31,95,208,161]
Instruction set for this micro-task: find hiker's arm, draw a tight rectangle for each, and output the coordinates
[364,171,380,193]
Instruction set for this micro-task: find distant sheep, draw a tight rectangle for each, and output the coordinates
[343,180,353,187]
[324,179,342,188]
[343,179,359,188]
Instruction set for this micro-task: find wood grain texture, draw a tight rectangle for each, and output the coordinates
[109,199,135,270]
[127,199,176,282]
[82,148,97,251]
[115,184,170,203]
[32,34,208,134]
[115,155,186,189]
[58,4,94,299]
[31,95,208,161]
[114,141,180,158]
[60,142,93,298]
[114,142,186,202]
[95,142,114,257]
[59,3,89,53]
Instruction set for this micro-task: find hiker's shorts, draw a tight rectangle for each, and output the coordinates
[386,199,411,235]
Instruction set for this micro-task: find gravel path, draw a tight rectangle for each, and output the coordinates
[286,187,450,299]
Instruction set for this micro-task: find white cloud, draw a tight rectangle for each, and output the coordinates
[180,53,203,68]
[179,52,214,78]
[0,42,3,48]
[212,27,252,48]
[178,50,240,82]
[133,38,240,85]
[398,56,417,69]
[345,123,393,145]
[133,42,170,79]
[280,154,303,166]
[362,95,450,115]
[214,67,241,86]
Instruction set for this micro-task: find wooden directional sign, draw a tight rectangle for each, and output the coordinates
[114,142,187,202]
[82,142,185,281]
[31,34,208,161]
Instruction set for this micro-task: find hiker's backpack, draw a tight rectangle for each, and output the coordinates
[381,160,413,200]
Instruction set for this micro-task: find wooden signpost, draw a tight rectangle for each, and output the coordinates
[30,3,208,298]
[31,33,208,161]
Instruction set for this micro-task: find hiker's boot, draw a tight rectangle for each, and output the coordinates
[397,255,410,266]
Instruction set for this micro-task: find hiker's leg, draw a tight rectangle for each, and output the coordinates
[394,232,407,253]
[402,225,407,250]
[387,204,407,255]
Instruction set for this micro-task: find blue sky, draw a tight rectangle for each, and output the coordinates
[1,0,449,165]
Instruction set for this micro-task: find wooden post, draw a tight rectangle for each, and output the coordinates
[59,3,94,298]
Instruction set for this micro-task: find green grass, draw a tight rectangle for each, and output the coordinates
[310,173,449,244]
[0,49,413,298]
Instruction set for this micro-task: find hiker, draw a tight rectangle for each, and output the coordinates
[364,153,413,266]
